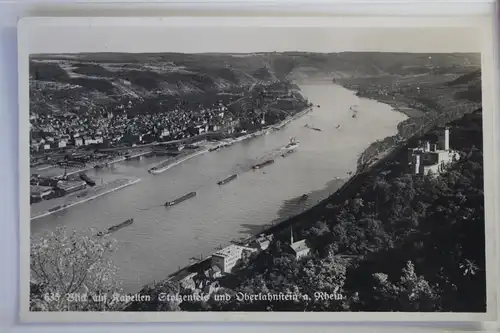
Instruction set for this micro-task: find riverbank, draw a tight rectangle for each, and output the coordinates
[148,106,313,174]
[149,148,210,174]
[337,74,481,172]
[31,177,141,220]
[32,149,153,179]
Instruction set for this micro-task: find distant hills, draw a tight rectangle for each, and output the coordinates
[446,68,481,86]
[444,69,482,102]
[29,52,481,114]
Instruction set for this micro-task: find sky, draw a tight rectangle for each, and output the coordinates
[28,26,482,54]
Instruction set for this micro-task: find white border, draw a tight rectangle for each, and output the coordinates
[18,15,498,323]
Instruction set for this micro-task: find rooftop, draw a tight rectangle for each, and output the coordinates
[290,239,309,253]
[212,244,244,259]
[57,180,86,190]
[30,185,53,194]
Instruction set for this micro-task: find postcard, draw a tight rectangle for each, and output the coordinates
[18,16,497,322]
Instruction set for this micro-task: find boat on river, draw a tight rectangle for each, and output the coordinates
[351,105,359,118]
[282,137,299,150]
[217,174,237,186]
[252,160,275,169]
[305,124,322,131]
[165,192,197,207]
[97,218,134,236]
[281,149,296,158]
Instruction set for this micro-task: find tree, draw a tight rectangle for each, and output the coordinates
[370,261,440,311]
[30,227,123,311]
[297,254,349,311]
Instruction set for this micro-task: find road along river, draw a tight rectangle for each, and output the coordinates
[30,82,407,292]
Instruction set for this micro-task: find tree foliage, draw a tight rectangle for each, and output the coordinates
[30,227,124,311]
[369,261,440,311]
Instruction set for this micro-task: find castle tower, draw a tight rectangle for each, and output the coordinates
[444,128,450,151]
[438,128,450,151]
[413,154,421,175]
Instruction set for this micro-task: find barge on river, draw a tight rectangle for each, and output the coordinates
[165,191,197,207]
[281,149,296,158]
[304,124,322,132]
[97,218,134,236]
[252,159,275,170]
[217,174,237,186]
[282,137,299,151]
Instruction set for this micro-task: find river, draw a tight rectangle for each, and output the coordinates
[30,82,407,292]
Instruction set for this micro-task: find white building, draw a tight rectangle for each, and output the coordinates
[408,128,460,176]
[30,185,53,199]
[82,136,92,145]
[289,240,310,260]
[160,129,170,138]
[211,244,257,274]
[287,229,310,260]
[56,180,87,194]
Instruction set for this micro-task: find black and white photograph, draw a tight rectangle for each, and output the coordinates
[19,17,497,322]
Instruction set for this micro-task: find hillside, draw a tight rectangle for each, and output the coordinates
[29,52,480,115]
[337,68,482,171]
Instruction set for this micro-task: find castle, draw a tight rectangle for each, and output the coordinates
[408,128,460,176]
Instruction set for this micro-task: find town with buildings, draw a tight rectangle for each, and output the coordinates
[29,100,232,153]
[29,80,304,155]
[29,79,310,209]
